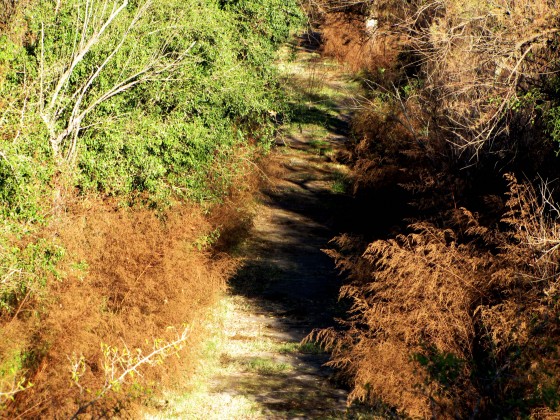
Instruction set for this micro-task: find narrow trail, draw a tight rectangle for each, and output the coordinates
[145,35,370,419]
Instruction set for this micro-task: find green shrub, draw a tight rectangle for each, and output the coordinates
[0,0,303,309]
[0,237,65,315]
[1,0,302,206]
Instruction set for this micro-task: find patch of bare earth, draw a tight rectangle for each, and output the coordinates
[144,35,374,419]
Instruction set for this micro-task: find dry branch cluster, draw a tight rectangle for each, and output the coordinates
[405,0,560,154]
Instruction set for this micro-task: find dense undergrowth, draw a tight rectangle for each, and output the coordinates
[0,0,302,416]
[304,0,560,417]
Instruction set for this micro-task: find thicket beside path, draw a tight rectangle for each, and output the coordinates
[142,35,371,419]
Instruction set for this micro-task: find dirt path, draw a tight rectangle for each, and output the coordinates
[144,36,369,419]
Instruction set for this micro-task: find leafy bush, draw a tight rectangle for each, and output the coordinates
[1,0,302,205]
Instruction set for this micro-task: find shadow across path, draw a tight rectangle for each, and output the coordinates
[220,38,376,418]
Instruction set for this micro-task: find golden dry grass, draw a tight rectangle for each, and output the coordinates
[2,201,237,418]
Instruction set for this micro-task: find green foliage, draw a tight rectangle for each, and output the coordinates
[0,236,65,314]
[547,106,560,147]
[243,357,292,375]
[413,347,465,392]
[0,0,303,313]
[220,0,303,65]
[331,171,350,194]
[192,228,221,251]
[0,153,52,222]
[1,0,302,207]
[0,35,20,64]
[0,346,33,407]
[278,341,325,354]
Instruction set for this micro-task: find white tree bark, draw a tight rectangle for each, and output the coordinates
[39,0,195,163]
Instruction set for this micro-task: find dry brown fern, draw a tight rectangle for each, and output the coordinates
[314,175,560,416]
[312,223,494,417]
[500,174,560,290]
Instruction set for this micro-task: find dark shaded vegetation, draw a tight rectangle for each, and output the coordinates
[302,0,560,417]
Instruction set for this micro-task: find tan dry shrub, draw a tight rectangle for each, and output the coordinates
[348,91,461,220]
[485,176,560,367]
[500,174,560,290]
[320,0,560,156]
[402,0,560,154]
[0,0,19,29]
[320,10,402,73]
[349,91,427,194]
[316,223,491,417]
[472,175,560,416]
[315,176,560,416]
[6,201,236,418]
[208,150,263,252]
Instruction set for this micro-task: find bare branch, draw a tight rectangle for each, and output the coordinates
[39,0,195,163]
[70,326,190,419]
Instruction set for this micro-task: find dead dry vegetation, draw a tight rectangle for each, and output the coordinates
[317,181,560,417]
[303,0,560,417]
[0,152,262,418]
[2,200,242,418]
